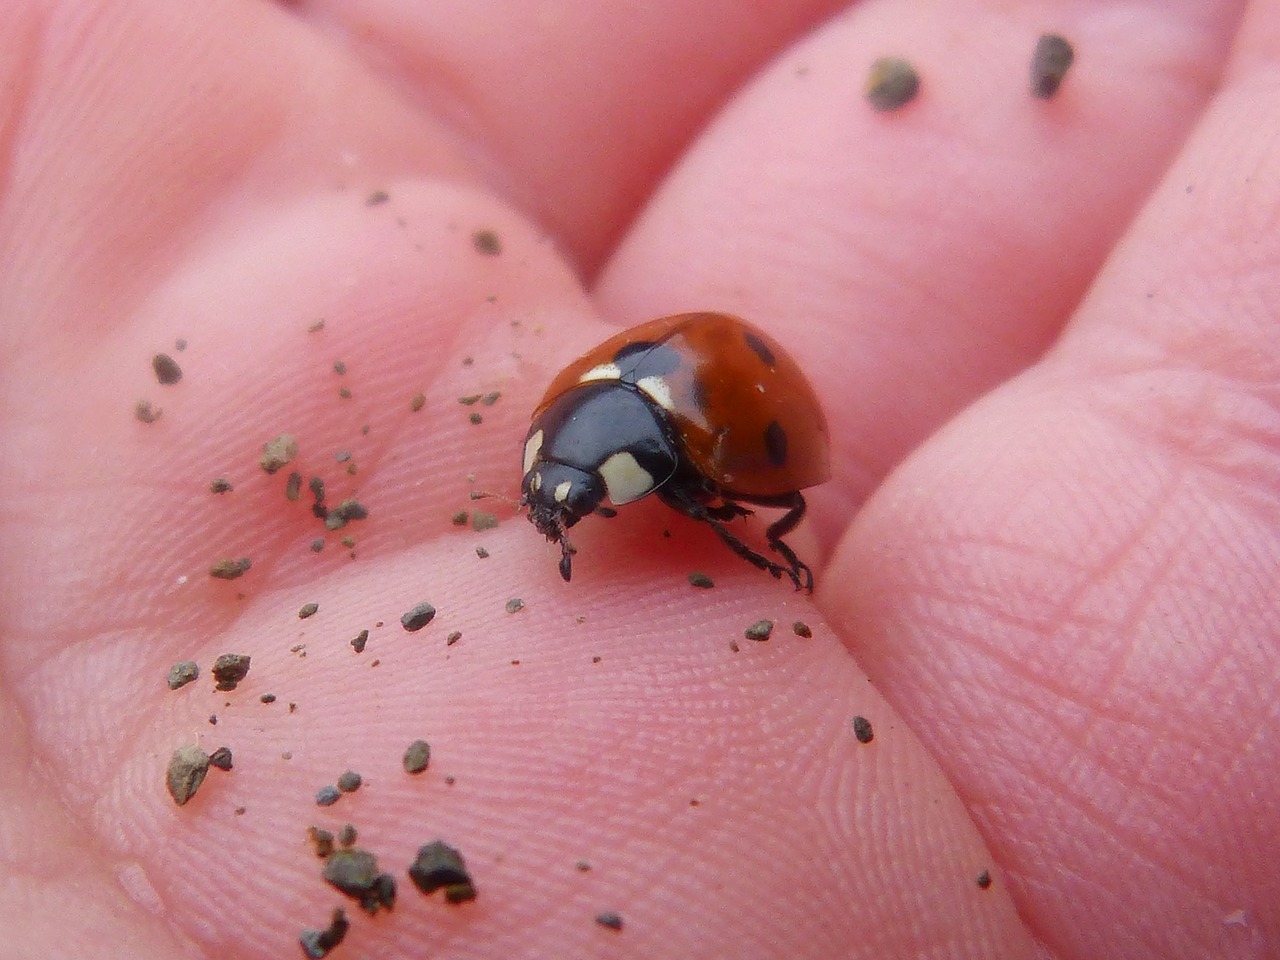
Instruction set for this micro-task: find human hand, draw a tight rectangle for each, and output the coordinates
[2,1,1275,958]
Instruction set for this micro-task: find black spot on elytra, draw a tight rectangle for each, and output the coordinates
[743,331,776,368]
[764,420,788,466]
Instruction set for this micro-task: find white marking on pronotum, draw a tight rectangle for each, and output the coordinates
[554,480,573,503]
[636,375,675,413]
[598,452,655,505]
[528,471,542,492]
[579,363,621,383]
[523,430,544,475]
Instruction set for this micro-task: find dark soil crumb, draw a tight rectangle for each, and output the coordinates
[595,911,624,931]
[472,229,502,256]
[152,353,183,385]
[446,631,461,646]
[475,547,489,559]
[259,434,299,474]
[323,848,396,914]
[792,621,813,638]
[310,538,325,553]
[338,824,358,847]
[166,660,199,690]
[408,840,477,903]
[480,391,501,406]
[175,338,187,351]
[866,56,919,111]
[505,597,525,614]
[333,360,347,375]
[469,412,483,425]
[309,476,326,504]
[403,739,431,774]
[688,572,715,589]
[324,498,368,531]
[166,744,211,806]
[299,907,349,959]
[134,399,162,423]
[575,860,592,872]
[260,693,276,704]
[209,477,233,494]
[286,471,303,501]
[209,557,251,581]
[337,770,363,793]
[351,629,369,653]
[471,511,498,532]
[366,189,390,206]
[977,869,993,889]
[212,653,251,691]
[451,510,469,526]
[744,619,774,642]
[410,392,426,412]
[207,746,233,771]
[401,602,436,632]
[1030,33,1074,99]
[316,785,341,807]
[852,715,875,744]
[308,826,336,858]
[308,319,326,333]
[298,602,319,619]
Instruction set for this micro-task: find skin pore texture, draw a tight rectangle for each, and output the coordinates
[1,1,1278,958]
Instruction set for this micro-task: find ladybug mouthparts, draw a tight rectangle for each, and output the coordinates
[522,503,577,583]
[521,465,597,583]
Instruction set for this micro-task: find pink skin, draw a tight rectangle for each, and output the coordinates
[0,0,1276,958]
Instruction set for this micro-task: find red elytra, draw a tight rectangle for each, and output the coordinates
[521,312,830,589]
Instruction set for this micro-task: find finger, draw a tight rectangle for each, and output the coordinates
[595,0,1241,511]
[828,5,1280,957]
[294,0,849,272]
[0,0,480,355]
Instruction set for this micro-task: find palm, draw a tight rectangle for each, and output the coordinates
[2,2,1275,959]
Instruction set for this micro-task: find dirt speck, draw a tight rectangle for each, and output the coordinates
[211,653,251,691]
[166,660,199,690]
[1030,34,1074,99]
[152,353,183,385]
[408,840,476,903]
[866,57,919,112]
[403,740,431,774]
[472,229,502,256]
[401,602,436,632]
[166,744,211,806]
[259,434,299,474]
[299,907,349,958]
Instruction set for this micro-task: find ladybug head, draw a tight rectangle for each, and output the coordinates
[520,462,604,581]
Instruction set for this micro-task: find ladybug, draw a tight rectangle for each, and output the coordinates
[521,312,830,590]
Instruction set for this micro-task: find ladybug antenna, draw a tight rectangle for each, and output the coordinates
[470,489,521,508]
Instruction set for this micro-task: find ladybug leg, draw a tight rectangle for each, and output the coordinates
[703,501,752,522]
[757,492,813,592]
[657,488,808,591]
